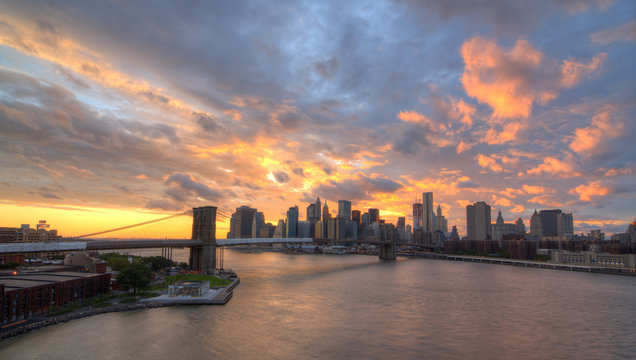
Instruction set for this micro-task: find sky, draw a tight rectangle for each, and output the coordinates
[0,0,635,238]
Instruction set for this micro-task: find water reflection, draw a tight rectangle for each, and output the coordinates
[1,250,635,359]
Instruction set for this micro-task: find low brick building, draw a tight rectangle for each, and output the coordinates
[1,271,110,326]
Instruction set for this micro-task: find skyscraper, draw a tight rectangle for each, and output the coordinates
[539,209,561,236]
[229,205,257,238]
[306,203,316,221]
[286,206,299,238]
[557,212,574,236]
[466,201,491,241]
[315,197,322,222]
[423,192,434,232]
[530,209,542,237]
[412,202,423,231]
[251,211,264,238]
[435,205,448,232]
[514,218,526,234]
[351,210,361,224]
[338,200,352,221]
[368,208,380,224]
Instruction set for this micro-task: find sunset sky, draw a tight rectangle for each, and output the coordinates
[1,0,635,238]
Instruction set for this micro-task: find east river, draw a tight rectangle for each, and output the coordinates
[1,250,635,359]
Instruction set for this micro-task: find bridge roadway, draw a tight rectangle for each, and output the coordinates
[0,238,313,254]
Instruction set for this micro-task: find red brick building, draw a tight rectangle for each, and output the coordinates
[1,271,110,327]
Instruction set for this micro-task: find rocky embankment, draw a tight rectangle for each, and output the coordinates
[0,302,174,341]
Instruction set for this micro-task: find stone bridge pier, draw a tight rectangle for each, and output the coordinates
[189,206,217,271]
[379,241,396,260]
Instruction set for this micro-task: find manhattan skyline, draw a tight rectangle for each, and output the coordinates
[0,1,635,238]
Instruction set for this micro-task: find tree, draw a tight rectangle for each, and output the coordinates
[141,256,174,271]
[116,263,152,294]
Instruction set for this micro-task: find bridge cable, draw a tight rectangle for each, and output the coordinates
[67,210,192,240]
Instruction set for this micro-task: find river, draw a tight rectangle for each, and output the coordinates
[1,250,635,359]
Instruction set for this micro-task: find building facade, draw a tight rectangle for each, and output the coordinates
[466,201,491,241]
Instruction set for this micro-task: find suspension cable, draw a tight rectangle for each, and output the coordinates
[68,210,192,239]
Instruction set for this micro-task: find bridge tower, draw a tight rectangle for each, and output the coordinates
[189,206,217,271]
[379,241,396,260]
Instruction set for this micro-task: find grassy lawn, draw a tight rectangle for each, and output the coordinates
[153,274,231,290]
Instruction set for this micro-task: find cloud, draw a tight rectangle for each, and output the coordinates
[476,154,503,173]
[568,109,623,154]
[272,171,290,183]
[569,180,612,201]
[194,112,223,132]
[457,180,479,189]
[590,20,636,44]
[314,57,339,79]
[461,37,605,120]
[164,172,223,202]
[602,168,632,177]
[526,156,583,178]
[314,173,403,201]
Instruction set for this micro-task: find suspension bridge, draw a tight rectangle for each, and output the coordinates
[0,206,313,270]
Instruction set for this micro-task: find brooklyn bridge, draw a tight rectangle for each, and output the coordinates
[0,206,398,270]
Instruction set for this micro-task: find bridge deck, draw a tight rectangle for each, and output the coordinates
[0,238,314,253]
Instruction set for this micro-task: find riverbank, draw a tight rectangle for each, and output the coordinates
[402,252,636,275]
[0,277,240,341]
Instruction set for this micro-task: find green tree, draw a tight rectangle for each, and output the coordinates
[108,257,132,271]
[116,262,152,294]
[141,256,174,271]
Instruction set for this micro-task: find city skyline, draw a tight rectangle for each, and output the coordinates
[1,1,635,238]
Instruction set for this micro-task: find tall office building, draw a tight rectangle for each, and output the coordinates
[273,219,286,238]
[396,217,406,230]
[413,202,423,231]
[306,203,316,221]
[322,201,330,221]
[539,210,561,236]
[229,205,257,238]
[286,206,299,238]
[368,208,380,224]
[316,197,322,221]
[466,201,491,241]
[557,212,574,236]
[351,210,361,224]
[514,218,526,234]
[530,210,542,237]
[491,210,517,246]
[338,200,352,221]
[434,205,448,233]
[251,212,264,238]
[423,192,434,232]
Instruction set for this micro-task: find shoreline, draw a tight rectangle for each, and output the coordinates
[402,252,636,276]
[0,277,240,342]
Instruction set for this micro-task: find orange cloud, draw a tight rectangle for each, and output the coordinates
[526,156,582,178]
[461,37,606,121]
[398,110,433,126]
[223,109,243,121]
[569,180,612,201]
[603,168,632,177]
[568,110,623,154]
[561,53,607,88]
[521,184,550,194]
[476,154,503,173]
